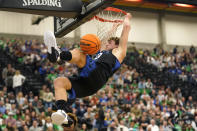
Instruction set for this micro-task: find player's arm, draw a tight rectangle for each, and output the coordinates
[112,13,132,63]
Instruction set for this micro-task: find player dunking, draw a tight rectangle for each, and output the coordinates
[44,13,131,130]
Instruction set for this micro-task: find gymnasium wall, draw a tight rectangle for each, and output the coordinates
[77,11,197,47]
[128,11,160,44]
[0,10,197,47]
[0,11,54,36]
[165,14,197,46]
[80,11,160,44]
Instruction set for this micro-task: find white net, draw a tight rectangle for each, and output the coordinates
[91,7,127,43]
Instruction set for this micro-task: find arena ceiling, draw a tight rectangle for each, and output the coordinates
[117,0,197,14]
[83,0,197,14]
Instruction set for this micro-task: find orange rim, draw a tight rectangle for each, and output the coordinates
[104,7,127,15]
[93,7,127,23]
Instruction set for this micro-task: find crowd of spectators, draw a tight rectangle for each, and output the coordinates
[0,37,197,131]
[143,45,197,83]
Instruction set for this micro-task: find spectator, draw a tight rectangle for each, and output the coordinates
[4,98,11,112]
[35,100,45,114]
[80,123,88,131]
[2,64,15,92]
[0,113,3,126]
[0,101,6,114]
[139,116,149,130]
[117,120,129,131]
[190,45,195,55]
[130,104,141,119]
[8,92,16,104]
[32,96,39,107]
[173,46,178,54]
[141,90,150,100]
[16,92,25,106]
[107,121,117,131]
[29,120,42,131]
[28,91,34,103]
[44,116,53,130]
[84,107,94,123]
[104,112,113,126]
[145,79,153,89]
[5,112,16,127]
[179,72,187,81]
[147,119,159,131]
[162,120,172,131]
[12,70,26,95]
[10,104,17,115]
[138,79,145,89]
[43,88,54,109]
[39,85,47,101]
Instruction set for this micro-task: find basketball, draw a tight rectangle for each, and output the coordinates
[80,34,101,55]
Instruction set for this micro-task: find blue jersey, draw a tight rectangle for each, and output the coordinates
[69,50,121,98]
[79,50,121,78]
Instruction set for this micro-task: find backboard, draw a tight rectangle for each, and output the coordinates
[54,0,116,38]
[0,0,83,18]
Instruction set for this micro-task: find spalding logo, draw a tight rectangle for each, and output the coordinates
[22,0,62,7]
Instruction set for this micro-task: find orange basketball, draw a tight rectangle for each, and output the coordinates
[80,34,101,55]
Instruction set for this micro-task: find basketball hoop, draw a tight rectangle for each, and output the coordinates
[91,7,127,43]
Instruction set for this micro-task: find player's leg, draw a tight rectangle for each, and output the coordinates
[51,77,73,126]
[61,48,86,68]
[44,31,86,68]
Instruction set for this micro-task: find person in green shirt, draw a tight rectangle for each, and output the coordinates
[131,80,138,88]
[47,70,58,81]
[174,124,182,131]
[0,40,6,50]
[79,123,88,131]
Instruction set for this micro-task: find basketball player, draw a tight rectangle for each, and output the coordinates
[44,13,131,130]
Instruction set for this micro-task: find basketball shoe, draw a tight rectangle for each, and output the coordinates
[44,31,60,63]
[51,110,74,126]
